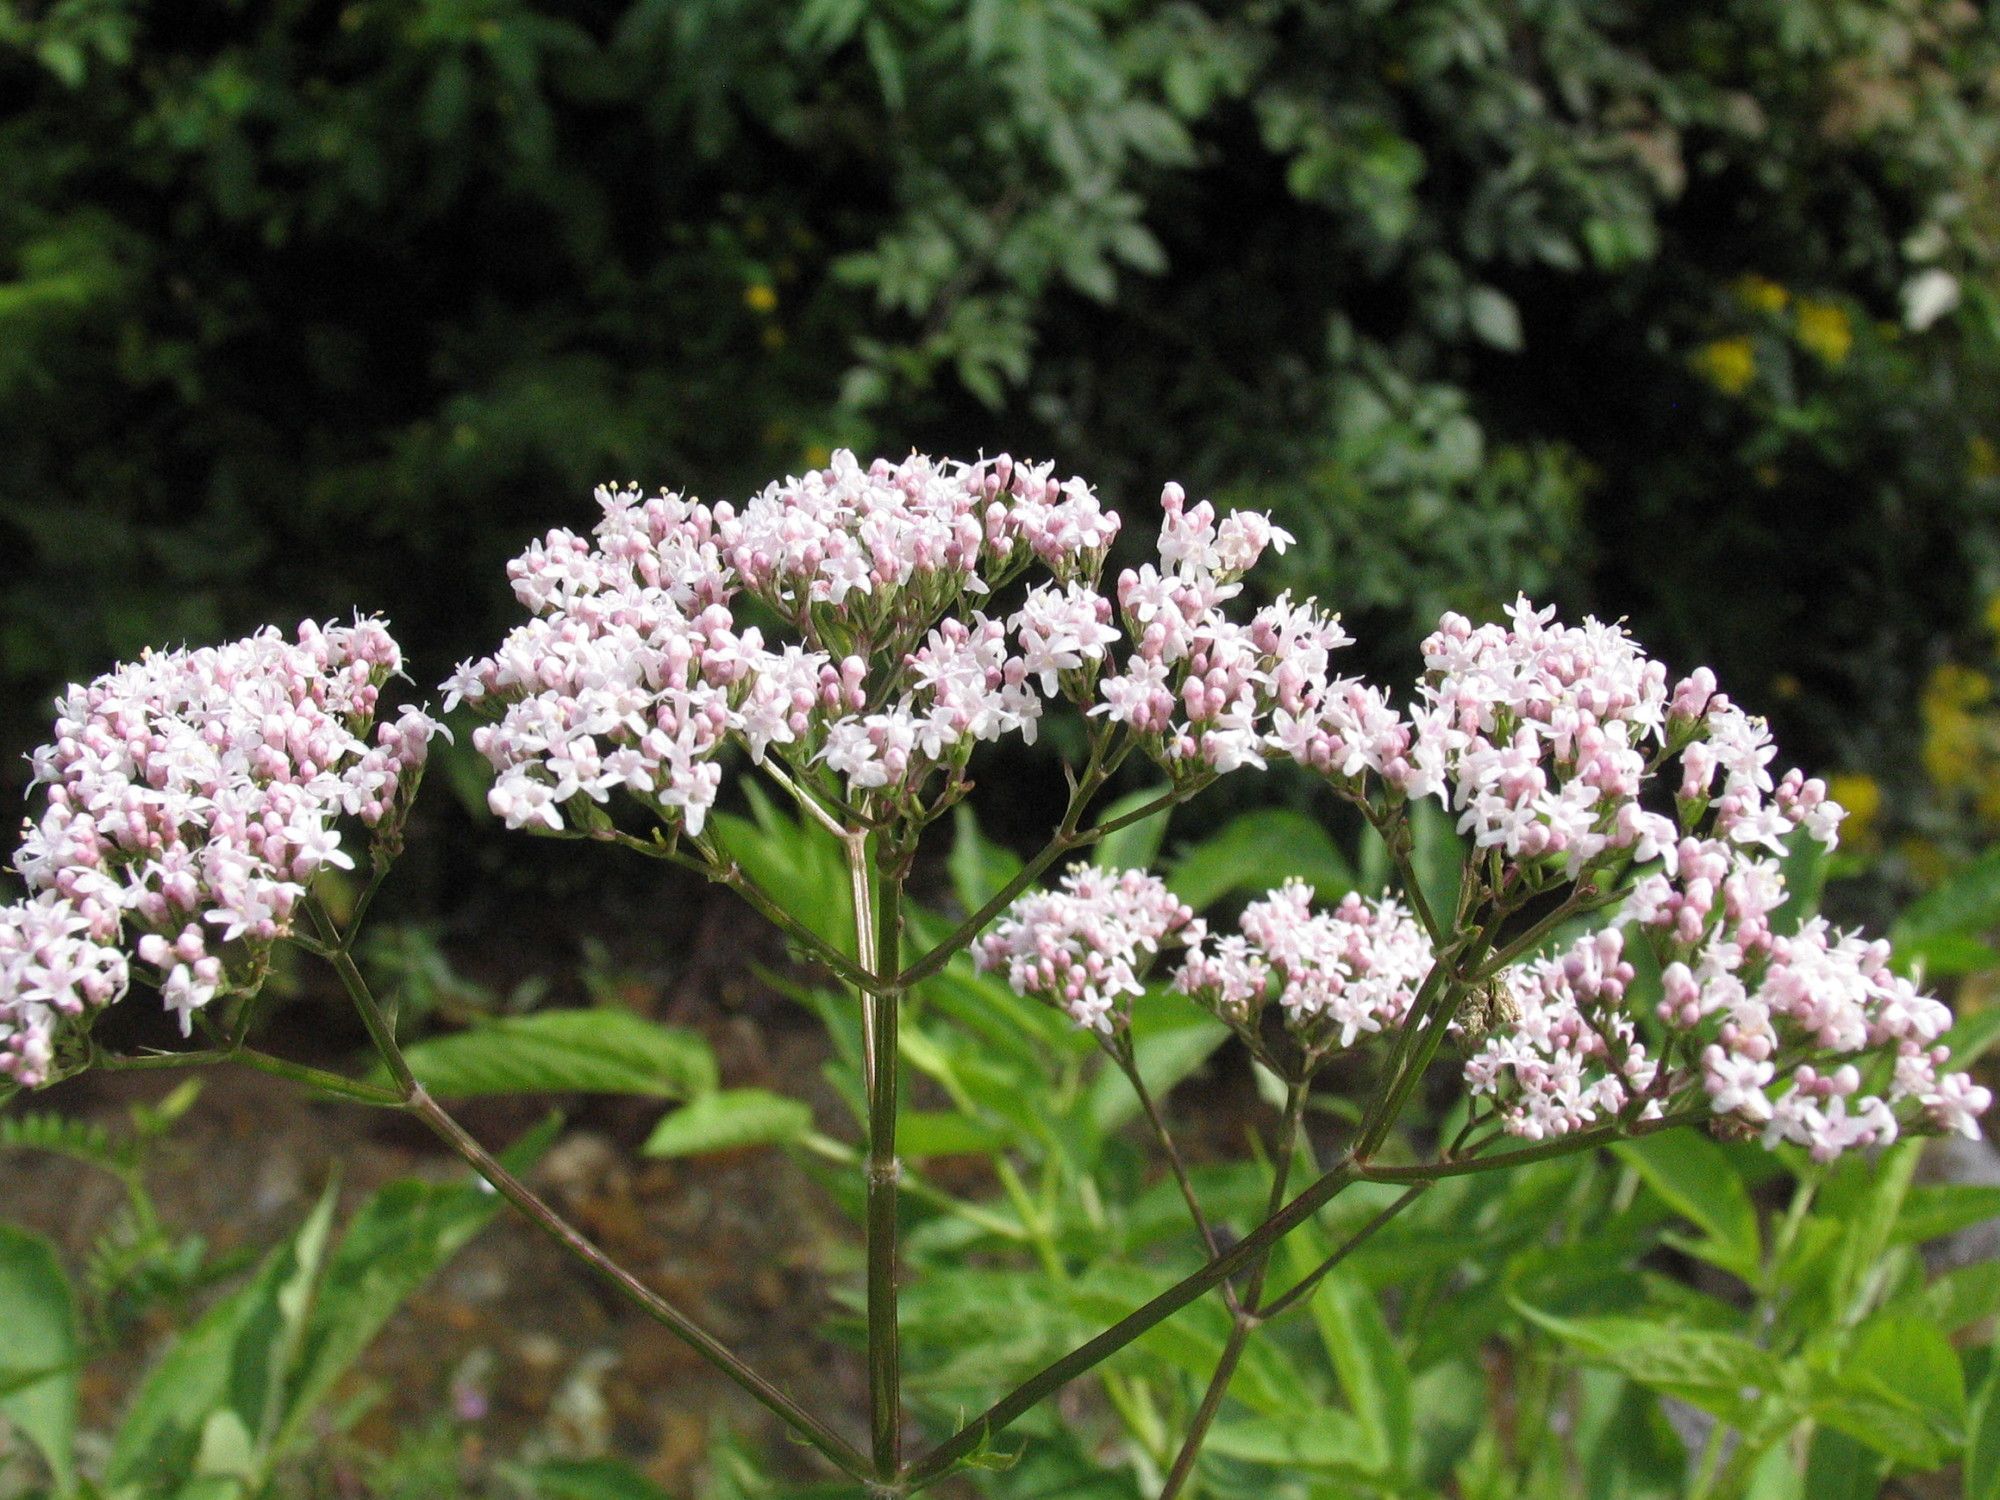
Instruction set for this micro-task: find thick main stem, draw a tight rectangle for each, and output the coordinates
[855,834,906,1480]
[1157,1082,1307,1500]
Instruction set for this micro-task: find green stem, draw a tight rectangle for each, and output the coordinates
[663,833,888,995]
[859,834,907,1480]
[896,774,1187,991]
[1255,1182,1429,1324]
[910,1104,1713,1486]
[305,898,873,1483]
[905,1152,1357,1487]
[92,1040,404,1108]
[407,1090,871,1480]
[1371,802,1446,946]
[1355,1110,1706,1182]
[1111,1041,1235,1310]
[1156,1083,1307,1500]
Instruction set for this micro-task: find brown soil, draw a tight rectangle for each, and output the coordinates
[0,876,875,1495]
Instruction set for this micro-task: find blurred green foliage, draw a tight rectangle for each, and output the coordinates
[5,0,2000,814]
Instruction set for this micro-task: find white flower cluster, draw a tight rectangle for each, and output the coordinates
[2,619,437,1084]
[984,591,1989,1161]
[1174,883,1432,1049]
[1447,610,1986,1157]
[452,452,1324,831]
[973,864,1196,1033]
[1097,488,1388,783]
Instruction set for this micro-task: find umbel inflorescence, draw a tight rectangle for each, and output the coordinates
[979,594,1988,1160]
[2,620,440,1084]
[2,451,1988,1160]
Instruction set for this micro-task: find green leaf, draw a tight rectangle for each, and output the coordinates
[1166,810,1354,911]
[269,1120,551,1461]
[513,1457,673,1500]
[1809,1314,1963,1468]
[1773,826,1831,937]
[1804,1425,1886,1500]
[642,1088,811,1157]
[896,1110,1009,1158]
[1828,1140,1916,1315]
[1091,785,1172,874]
[1466,286,1523,352]
[1308,1269,1414,1473]
[1613,1133,1761,1282]
[1405,798,1463,923]
[1894,847,2000,976]
[1515,1303,1784,1424]
[109,1183,340,1492]
[1944,1008,2000,1070]
[1903,1259,2000,1334]
[949,804,1023,915]
[0,1224,78,1495]
[1888,1184,2000,1245]
[1969,1335,2000,1500]
[1204,1411,1379,1476]
[711,795,852,950]
[1085,993,1228,1132]
[396,1009,717,1099]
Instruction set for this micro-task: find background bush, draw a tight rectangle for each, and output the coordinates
[5,0,2000,864]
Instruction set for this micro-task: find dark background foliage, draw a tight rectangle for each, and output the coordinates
[6,0,1999,824]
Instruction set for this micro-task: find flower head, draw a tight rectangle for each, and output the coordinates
[3,618,434,1080]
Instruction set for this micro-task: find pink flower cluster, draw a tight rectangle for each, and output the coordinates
[979,588,1987,1161]
[1399,599,1846,875]
[453,452,1322,829]
[973,864,1196,1033]
[2,619,437,1084]
[1174,883,1432,1049]
[1096,490,1389,784]
[1463,929,1660,1141]
[1449,609,1985,1157]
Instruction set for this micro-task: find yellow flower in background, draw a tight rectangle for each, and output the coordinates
[1986,589,2000,641]
[1794,299,1853,366]
[804,443,832,468]
[1973,436,2000,482]
[1735,274,1789,313]
[1695,336,1756,395]
[1827,773,1882,841]
[743,283,779,314]
[1923,663,1993,790]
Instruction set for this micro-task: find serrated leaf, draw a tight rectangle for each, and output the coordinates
[1809,1314,1962,1468]
[1166,810,1354,911]
[109,1184,339,1491]
[1515,1303,1784,1424]
[1308,1269,1414,1473]
[396,1009,716,1099]
[642,1088,811,1157]
[0,1224,78,1495]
